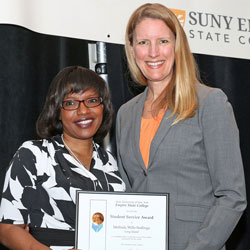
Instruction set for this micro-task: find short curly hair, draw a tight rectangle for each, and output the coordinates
[36,66,113,143]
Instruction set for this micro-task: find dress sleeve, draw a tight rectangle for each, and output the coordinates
[103,150,126,192]
[185,88,247,250]
[0,142,38,224]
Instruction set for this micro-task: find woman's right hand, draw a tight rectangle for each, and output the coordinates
[0,222,51,250]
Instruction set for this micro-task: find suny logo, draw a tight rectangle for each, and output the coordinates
[171,8,186,27]
[170,8,250,45]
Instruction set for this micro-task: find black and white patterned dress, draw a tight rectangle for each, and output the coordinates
[0,134,125,232]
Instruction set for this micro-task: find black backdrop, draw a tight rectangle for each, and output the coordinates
[0,25,249,250]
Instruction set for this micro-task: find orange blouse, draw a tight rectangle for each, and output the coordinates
[140,110,166,168]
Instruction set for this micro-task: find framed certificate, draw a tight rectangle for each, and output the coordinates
[75,191,169,250]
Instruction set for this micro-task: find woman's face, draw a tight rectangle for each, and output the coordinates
[60,89,103,142]
[131,18,176,87]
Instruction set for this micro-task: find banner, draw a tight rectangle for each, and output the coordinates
[0,0,250,60]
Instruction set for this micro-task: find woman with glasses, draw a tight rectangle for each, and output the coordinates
[0,66,125,250]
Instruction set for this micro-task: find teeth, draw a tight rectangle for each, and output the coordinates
[77,119,92,125]
[147,61,164,66]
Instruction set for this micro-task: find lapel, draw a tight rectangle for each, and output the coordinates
[131,88,148,169]
[131,88,176,169]
[131,88,177,169]
[148,109,176,167]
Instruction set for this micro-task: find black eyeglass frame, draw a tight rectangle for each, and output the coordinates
[61,97,103,110]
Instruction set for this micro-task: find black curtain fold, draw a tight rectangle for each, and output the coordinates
[0,24,249,250]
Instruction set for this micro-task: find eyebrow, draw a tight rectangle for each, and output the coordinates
[135,36,173,40]
[64,93,99,99]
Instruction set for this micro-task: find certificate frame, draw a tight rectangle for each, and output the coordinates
[75,191,169,250]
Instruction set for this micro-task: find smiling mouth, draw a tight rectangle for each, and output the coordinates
[75,119,93,127]
[147,61,164,67]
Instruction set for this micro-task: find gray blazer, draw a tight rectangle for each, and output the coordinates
[116,83,247,250]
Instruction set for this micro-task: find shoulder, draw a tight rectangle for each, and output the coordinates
[10,139,46,167]
[10,136,63,173]
[17,139,46,156]
[196,82,228,107]
[195,83,236,127]
[118,91,145,114]
[19,138,51,153]
[15,136,62,160]
[7,139,48,176]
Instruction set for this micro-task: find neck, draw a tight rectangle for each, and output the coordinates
[62,134,93,170]
[143,80,169,119]
[147,80,169,102]
[62,134,93,152]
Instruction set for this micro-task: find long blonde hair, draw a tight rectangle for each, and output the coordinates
[125,3,200,124]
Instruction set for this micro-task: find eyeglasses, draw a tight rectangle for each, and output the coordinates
[61,97,103,110]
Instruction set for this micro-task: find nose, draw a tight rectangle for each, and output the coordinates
[149,42,159,58]
[77,101,90,114]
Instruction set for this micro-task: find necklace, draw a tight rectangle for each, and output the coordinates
[61,135,110,191]
[61,134,92,170]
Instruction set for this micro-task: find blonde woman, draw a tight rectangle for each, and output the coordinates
[116,3,246,250]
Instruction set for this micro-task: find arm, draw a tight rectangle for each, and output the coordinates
[185,89,247,250]
[0,223,51,250]
[115,109,132,192]
[0,144,52,250]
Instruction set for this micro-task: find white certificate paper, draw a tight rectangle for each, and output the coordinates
[75,191,169,250]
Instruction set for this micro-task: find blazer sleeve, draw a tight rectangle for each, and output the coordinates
[184,88,247,250]
[115,108,132,192]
